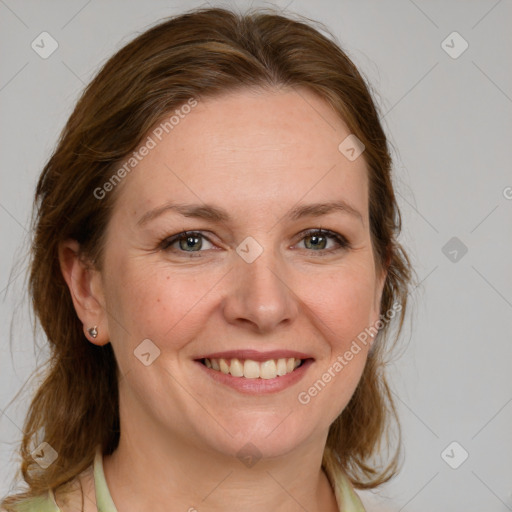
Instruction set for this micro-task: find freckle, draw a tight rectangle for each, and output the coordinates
[166,276,170,280]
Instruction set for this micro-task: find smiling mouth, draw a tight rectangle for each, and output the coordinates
[200,357,306,379]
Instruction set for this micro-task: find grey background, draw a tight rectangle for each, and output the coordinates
[1,0,511,510]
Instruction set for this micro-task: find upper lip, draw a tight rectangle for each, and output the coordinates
[196,350,314,362]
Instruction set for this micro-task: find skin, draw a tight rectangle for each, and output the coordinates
[59,87,386,512]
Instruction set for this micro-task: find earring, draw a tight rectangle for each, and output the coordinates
[87,326,98,339]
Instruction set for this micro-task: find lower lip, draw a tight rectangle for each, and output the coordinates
[195,359,314,395]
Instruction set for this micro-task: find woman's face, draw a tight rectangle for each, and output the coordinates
[95,87,386,460]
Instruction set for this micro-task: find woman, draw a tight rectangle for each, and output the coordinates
[1,6,412,511]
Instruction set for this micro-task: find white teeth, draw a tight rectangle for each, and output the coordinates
[276,358,287,376]
[260,360,277,379]
[203,357,304,379]
[230,358,244,377]
[219,358,230,374]
[244,360,260,379]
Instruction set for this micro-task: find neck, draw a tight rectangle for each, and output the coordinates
[102,417,338,512]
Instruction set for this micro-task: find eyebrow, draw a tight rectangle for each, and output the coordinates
[137,199,364,226]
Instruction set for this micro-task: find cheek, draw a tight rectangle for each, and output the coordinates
[295,266,375,424]
[104,260,216,355]
[304,261,378,347]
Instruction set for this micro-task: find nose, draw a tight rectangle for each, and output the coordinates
[222,245,299,334]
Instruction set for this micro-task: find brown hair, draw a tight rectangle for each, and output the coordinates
[2,5,413,508]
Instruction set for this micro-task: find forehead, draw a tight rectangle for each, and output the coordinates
[111,87,369,225]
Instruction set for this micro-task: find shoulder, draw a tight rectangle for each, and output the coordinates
[0,492,60,512]
[53,464,97,512]
[2,464,96,512]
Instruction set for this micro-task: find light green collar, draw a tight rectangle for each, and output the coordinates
[322,448,367,512]
[93,446,118,512]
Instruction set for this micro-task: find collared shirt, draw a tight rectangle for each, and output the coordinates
[6,445,366,511]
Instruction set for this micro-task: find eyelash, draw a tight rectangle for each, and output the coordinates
[159,228,350,257]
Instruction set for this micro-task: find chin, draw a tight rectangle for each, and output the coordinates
[197,413,321,462]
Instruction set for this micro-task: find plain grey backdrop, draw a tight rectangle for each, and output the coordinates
[1,0,511,510]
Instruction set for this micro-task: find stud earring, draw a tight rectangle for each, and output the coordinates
[87,326,98,339]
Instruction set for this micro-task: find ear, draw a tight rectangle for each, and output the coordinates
[58,239,110,346]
